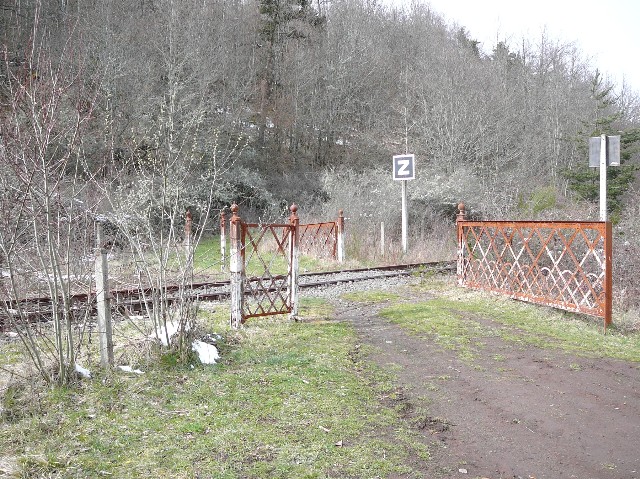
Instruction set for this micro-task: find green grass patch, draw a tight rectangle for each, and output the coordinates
[192,236,336,276]
[341,290,401,303]
[298,297,335,321]
[1,309,430,478]
[379,300,487,362]
[379,293,640,362]
[192,236,226,272]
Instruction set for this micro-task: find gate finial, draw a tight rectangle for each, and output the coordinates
[289,203,299,221]
[456,202,466,224]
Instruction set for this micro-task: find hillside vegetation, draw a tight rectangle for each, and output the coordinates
[2,0,638,214]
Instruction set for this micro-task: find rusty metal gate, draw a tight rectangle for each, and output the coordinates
[229,204,299,327]
[456,204,612,329]
[298,210,345,261]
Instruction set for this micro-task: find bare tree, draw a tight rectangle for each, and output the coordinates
[0,5,100,385]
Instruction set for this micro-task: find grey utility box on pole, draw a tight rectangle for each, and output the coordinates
[589,135,620,167]
[589,135,620,221]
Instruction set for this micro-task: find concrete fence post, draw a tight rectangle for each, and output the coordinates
[288,204,300,320]
[456,202,467,286]
[220,210,227,271]
[94,221,114,367]
[229,204,244,329]
[337,209,345,262]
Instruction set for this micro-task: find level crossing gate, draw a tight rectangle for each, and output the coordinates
[229,204,300,328]
[298,210,345,261]
[456,204,612,329]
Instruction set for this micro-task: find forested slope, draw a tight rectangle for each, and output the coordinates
[1,0,639,230]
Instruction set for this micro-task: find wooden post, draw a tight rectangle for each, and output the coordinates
[337,209,345,262]
[456,202,467,286]
[220,210,226,271]
[95,222,113,367]
[229,204,244,329]
[288,204,300,320]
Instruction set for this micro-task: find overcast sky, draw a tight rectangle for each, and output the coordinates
[380,0,640,93]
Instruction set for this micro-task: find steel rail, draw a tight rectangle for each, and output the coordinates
[1,260,455,327]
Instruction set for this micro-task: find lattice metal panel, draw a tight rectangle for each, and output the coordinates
[299,222,337,259]
[241,222,293,319]
[457,221,612,327]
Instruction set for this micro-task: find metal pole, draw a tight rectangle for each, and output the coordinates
[401,180,408,254]
[380,222,385,257]
[600,134,607,221]
[95,222,113,367]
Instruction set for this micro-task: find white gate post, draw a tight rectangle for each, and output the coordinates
[456,202,467,286]
[184,209,192,255]
[288,204,300,320]
[94,221,113,367]
[229,204,244,329]
[337,209,345,262]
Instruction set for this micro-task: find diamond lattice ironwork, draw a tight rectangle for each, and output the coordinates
[458,221,612,328]
[241,222,294,320]
[299,222,338,259]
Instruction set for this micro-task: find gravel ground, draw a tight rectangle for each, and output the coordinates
[299,270,422,300]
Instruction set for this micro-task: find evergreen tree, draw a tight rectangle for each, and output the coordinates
[563,71,639,219]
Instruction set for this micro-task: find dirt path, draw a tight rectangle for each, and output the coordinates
[336,293,640,479]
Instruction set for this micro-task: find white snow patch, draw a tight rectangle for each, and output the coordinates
[117,365,144,375]
[75,363,91,379]
[153,321,191,347]
[192,340,220,365]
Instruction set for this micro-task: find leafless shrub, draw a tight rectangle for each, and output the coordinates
[0,8,100,385]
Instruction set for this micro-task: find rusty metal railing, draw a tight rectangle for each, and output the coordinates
[456,203,612,329]
[226,206,345,327]
[229,204,299,328]
[298,210,345,262]
[222,209,345,269]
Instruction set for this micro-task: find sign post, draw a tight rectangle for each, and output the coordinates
[393,154,415,254]
[599,135,607,221]
[589,135,620,221]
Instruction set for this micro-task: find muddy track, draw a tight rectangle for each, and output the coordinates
[336,292,640,479]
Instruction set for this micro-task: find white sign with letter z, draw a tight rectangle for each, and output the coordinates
[392,154,415,181]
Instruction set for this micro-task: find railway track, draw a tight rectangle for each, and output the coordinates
[1,261,455,327]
